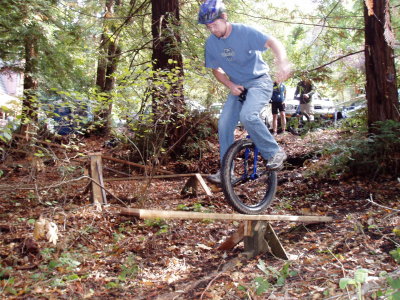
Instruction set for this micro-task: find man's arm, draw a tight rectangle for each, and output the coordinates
[212,68,244,96]
[265,36,291,83]
[282,84,286,100]
[294,84,300,99]
[308,83,315,97]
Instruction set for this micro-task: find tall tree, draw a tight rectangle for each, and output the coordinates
[20,27,39,137]
[364,0,399,129]
[151,0,185,151]
[95,0,122,133]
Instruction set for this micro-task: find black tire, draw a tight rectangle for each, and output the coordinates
[221,139,277,214]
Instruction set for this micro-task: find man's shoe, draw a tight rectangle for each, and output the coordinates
[206,170,237,184]
[266,149,287,170]
[207,170,221,184]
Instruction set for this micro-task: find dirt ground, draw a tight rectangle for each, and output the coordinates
[0,129,399,299]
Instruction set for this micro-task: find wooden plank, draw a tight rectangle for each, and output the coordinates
[195,173,212,196]
[120,208,333,222]
[101,155,173,175]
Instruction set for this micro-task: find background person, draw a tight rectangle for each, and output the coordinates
[270,81,286,135]
[198,0,291,184]
[294,76,315,121]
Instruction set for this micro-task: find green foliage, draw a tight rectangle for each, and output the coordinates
[340,268,369,300]
[312,119,400,179]
[390,248,400,264]
[0,273,17,296]
[143,218,169,235]
[47,252,81,271]
[176,202,209,213]
[239,260,298,295]
[118,255,139,281]
[340,268,400,300]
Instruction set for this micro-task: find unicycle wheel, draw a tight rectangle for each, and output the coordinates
[221,139,277,214]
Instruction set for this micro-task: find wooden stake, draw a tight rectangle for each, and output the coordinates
[89,153,107,207]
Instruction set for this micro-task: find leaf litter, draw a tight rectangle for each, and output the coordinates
[0,129,399,299]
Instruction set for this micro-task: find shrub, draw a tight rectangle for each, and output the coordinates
[312,120,400,179]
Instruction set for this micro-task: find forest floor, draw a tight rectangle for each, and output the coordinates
[0,127,399,299]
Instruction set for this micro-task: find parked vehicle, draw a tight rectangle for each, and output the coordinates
[339,96,367,118]
[284,91,335,119]
[312,97,336,119]
[186,99,205,113]
[259,102,273,128]
[210,102,223,119]
[41,98,93,135]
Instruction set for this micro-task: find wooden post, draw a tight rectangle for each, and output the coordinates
[243,221,270,258]
[89,153,107,208]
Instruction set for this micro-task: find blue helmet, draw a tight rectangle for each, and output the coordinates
[198,0,226,25]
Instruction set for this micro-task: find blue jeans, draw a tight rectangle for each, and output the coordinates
[218,75,280,164]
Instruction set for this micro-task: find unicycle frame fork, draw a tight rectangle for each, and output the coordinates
[242,135,259,181]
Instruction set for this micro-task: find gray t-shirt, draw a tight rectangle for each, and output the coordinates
[205,23,270,84]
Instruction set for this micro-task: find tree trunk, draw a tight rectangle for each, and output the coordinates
[19,33,39,138]
[364,0,399,131]
[151,0,185,154]
[95,0,122,134]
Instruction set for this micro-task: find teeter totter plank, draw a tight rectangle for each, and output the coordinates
[120,208,333,222]
[120,208,333,259]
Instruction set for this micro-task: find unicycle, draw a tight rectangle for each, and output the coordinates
[220,137,278,214]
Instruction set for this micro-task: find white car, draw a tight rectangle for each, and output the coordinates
[210,102,223,119]
[259,102,273,128]
[284,93,336,119]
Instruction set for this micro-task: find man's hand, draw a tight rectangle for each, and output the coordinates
[229,83,245,96]
[275,59,291,83]
[212,68,244,96]
[265,37,292,83]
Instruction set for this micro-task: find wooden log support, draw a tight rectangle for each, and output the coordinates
[181,176,198,196]
[89,153,107,208]
[218,221,288,259]
[195,173,212,196]
[242,221,288,259]
[243,221,270,258]
[181,174,212,196]
[217,223,245,251]
[264,222,288,259]
[121,208,332,260]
